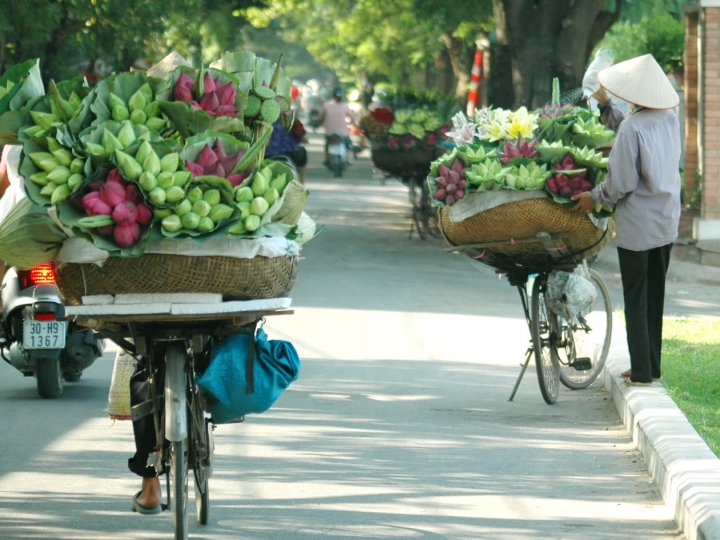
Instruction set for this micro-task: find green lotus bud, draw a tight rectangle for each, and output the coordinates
[197,217,215,233]
[192,200,211,218]
[46,138,62,153]
[173,198,192,217]
[160,153,180,174]
[161,214,183,232]
[250,196,269,216]
[139,172,157,192]
[50,148,72,167]
[244,214,260,232]
[46,166,71,184]
[30,111,58,130]
[164,186,185,204]
[251,173,269,196]
[138,83,153,103]
[209,203,234,222]
[172,171,191,187]
[114,150,143,181]
[144,102,160,118]
[28,152,55,169]
[180,211,201,230]
[202,189,221,206]
[23,125,45,138]
[137,129,151,142]
[234,186,254,203]
[102,129,124,154]
[263,188,279,206]
[84,142,106,156]
[142,152,161,176]
[228,220,247,235]
[269,174,287,194]
[70,158,85,175]
[149,187,166,205]
[28,172,49,186]
[67,173,84,190]
[130,109,147,125]
[117,121,136,148]
[128,89,148,113]
[154,208,172,219]
[238,201,250,219]
[108,92,126,110]
[135,141,153,165]
[40,183,57,196]
[112,104,130,122]
[145,117,166,131]
[157,172,175,189]
[51,184,71,205]
[187,187,204,204]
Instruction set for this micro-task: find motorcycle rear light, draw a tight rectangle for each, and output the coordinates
[28,264,56,286]
[35,313,56,321]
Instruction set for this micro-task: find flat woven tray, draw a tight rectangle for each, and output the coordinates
[371,145,445,179]
[55,254,299,306]
[438,198,613,266]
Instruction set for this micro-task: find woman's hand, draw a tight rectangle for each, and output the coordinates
[571,191,595,214]
[593,87,609,106]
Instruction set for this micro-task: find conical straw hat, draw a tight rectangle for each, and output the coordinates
[146,52,192,79]
[597,54,679,109]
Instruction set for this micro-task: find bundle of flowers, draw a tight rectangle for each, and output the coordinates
[360,106,450,151]
[0,50,317,262]
[427,78,615,216]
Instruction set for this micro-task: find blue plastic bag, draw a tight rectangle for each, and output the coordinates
[197,328,300,423]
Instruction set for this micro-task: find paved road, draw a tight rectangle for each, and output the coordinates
[0,136,685,539]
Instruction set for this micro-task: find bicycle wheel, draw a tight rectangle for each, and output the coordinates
[531,275,560,404]
[170,440,188,539]
[190,383,212,525]
[558,268,613,389]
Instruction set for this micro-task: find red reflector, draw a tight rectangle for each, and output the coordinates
[35,313,56,321]
[29,264,56,285]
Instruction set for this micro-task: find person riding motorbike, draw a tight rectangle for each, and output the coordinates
[265,117,308,184]
[319,87,357,166]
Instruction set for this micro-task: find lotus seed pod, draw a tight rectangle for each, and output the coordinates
[180,211,201,230]
[253,86,277,99]
[260,99,281,123]
[235,186,254,203]
[244,95,262,117]
[197,216,215,233]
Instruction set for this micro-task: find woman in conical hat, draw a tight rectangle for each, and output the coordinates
[572,54,681,387]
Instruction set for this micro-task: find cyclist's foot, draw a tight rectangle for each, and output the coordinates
[619,369,631,378]
[135,477,162,510]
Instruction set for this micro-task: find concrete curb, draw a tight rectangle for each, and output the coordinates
[602,326,720,540]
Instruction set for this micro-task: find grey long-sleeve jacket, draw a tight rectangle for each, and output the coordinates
[590,100,681,251]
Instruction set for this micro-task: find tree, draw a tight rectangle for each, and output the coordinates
[489,0,623,109]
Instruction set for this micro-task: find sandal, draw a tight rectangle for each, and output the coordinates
[624,379,652,387]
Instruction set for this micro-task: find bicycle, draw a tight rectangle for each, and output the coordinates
[448,230,612,404]
[66,302,291,539]
[406,174,440,240]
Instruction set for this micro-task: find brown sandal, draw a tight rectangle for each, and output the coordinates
[620,370,631,378]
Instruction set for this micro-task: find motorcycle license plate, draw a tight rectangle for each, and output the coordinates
[23,321,67,349]
[328,144,344,156]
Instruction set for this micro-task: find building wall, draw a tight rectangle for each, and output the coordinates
[703,7,720,220]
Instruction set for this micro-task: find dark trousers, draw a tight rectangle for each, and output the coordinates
[617,243,673,383]
[128,355,165,478]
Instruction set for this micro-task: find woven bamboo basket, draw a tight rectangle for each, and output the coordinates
[371,145,445,179]
[438,198,614,267]
[54,254,299,306]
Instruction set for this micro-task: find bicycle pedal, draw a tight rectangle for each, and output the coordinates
[573,357,592,371]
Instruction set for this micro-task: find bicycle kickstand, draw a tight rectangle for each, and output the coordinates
[508,347,533,402]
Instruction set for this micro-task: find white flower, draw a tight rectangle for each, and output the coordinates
[446,122,478,146]
[451,112,471,130]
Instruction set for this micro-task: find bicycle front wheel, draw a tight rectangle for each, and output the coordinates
[558,268,613,389]
[166,342,189,540]
[190,384,212,525]
[531,275,560,404]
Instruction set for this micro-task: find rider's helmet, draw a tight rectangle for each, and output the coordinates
[332,87,344,100]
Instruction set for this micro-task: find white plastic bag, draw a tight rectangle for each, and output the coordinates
[546,268,597,321]
[582,48,615,98]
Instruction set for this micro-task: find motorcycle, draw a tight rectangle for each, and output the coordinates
[325,134,350,178]
[348,124,367,158]
[0,263,104,398]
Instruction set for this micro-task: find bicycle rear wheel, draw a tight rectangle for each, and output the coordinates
[531,275,560,404]
[558,268,613,389]
[190,382,212,525]
[166,342,189,540]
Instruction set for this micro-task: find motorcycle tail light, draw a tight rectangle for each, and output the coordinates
[28,264,56,286]
[35,313,56,321]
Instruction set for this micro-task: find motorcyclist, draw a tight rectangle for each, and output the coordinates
[265,117,308,184]
[319,87,357,165]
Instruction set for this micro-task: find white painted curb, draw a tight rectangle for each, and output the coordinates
[602,321,720,540]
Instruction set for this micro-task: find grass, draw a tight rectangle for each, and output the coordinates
[662,318,720,457]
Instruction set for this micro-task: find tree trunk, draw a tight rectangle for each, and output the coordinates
[441,31,470,98]
[490,0,622,109]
